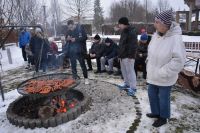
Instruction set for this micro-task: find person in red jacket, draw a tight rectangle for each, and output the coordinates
[49,40,59,69]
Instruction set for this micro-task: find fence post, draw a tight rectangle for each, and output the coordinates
[7,48,12,64]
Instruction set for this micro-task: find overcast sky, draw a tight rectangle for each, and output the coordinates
[44,0,189,19]
[101,0,189,17]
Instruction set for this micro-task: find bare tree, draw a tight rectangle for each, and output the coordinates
[50,0,62,24]
[13,0,42,25]
[93,0,104,32]
[0,0,15,49]
[109,0,145,23]
[64,0,93,22]
[0,0,15,26]
[157,0,171,13]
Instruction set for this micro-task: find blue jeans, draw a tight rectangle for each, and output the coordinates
[69,55,88,79]
[148,84,172,119]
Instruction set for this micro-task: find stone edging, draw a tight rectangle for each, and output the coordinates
[6,90,91,129]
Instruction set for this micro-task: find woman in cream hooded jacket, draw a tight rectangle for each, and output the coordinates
[146,10,186,128]
[147,22,186,86]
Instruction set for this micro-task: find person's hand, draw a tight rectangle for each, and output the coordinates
[90,54,94,57]
[114,26,120,31]
[66,36,71,41]
[71,38,76,42]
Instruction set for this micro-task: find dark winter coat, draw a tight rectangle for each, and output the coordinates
[30,35,50,60]
[66,25,87,57]
[118,26,138,59]
[103,42,118,59]
[89,41,105,58]
[136,41,148,60]
[19,31,31,48]
[50,42,58,54]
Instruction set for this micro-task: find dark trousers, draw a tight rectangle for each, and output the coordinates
[113,57,120,69]
[69,55,88,79]
[134,58,147,79]
[28,55,34,65]
[86,54,101,71]
[148,84,172,119]
[21,46,27,61]
[47,54,59,69]
[35,56,47,72]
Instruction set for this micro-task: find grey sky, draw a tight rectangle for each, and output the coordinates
[101,0,189,17]
[44,0,189,19]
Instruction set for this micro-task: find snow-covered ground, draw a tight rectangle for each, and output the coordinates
[0,38,200,133]
[0,44,24,71]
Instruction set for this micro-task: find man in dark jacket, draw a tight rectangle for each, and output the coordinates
[87,34,105,73]
[117,17,138,96]
[66,20,89,84]
[100,38,118,75]
[134,34,149,79]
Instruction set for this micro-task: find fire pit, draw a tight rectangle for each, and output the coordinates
[6,73,91,129]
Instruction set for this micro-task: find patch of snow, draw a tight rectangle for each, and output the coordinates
[0,45,24,71]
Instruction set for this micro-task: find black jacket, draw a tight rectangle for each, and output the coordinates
[103,42,118,59]
[30,36,50,60]
[136,41,148,60]
[118,26,138,59]
[66,25,87,57]
[90,41,105,58]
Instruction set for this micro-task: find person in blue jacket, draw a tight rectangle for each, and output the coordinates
[18,28,31,62]
[66,20,89,84]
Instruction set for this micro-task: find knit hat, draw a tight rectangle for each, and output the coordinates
[140,34,148,41]
[35,27,42,33]
[118,17,129,25]
[155,10,173,26]
[67,20,74,25]
[105,38,112,43]
[94,34,101,40]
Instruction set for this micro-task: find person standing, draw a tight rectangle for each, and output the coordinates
[134,33,149,79]
[117,17,138,96]
[66,20,89,84]
[49,40,59,69]
[18,28,31,65]
[146,10,186,127]
[30,28,50,73]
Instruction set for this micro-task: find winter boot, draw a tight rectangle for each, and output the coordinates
[117,82,129,90]
[152,118,167,127]
[25,64,30,69]
[127,88,136,96]
[146,113,160,118]
[84,78,89,85]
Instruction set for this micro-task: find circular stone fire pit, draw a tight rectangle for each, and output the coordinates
[6,73,91,129]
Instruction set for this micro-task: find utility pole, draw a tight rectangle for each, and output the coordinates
[53,14,57,37]
[145,0,148,33]
[53,0,58,24]
[42,5,47,32]
[78,0,81,22]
